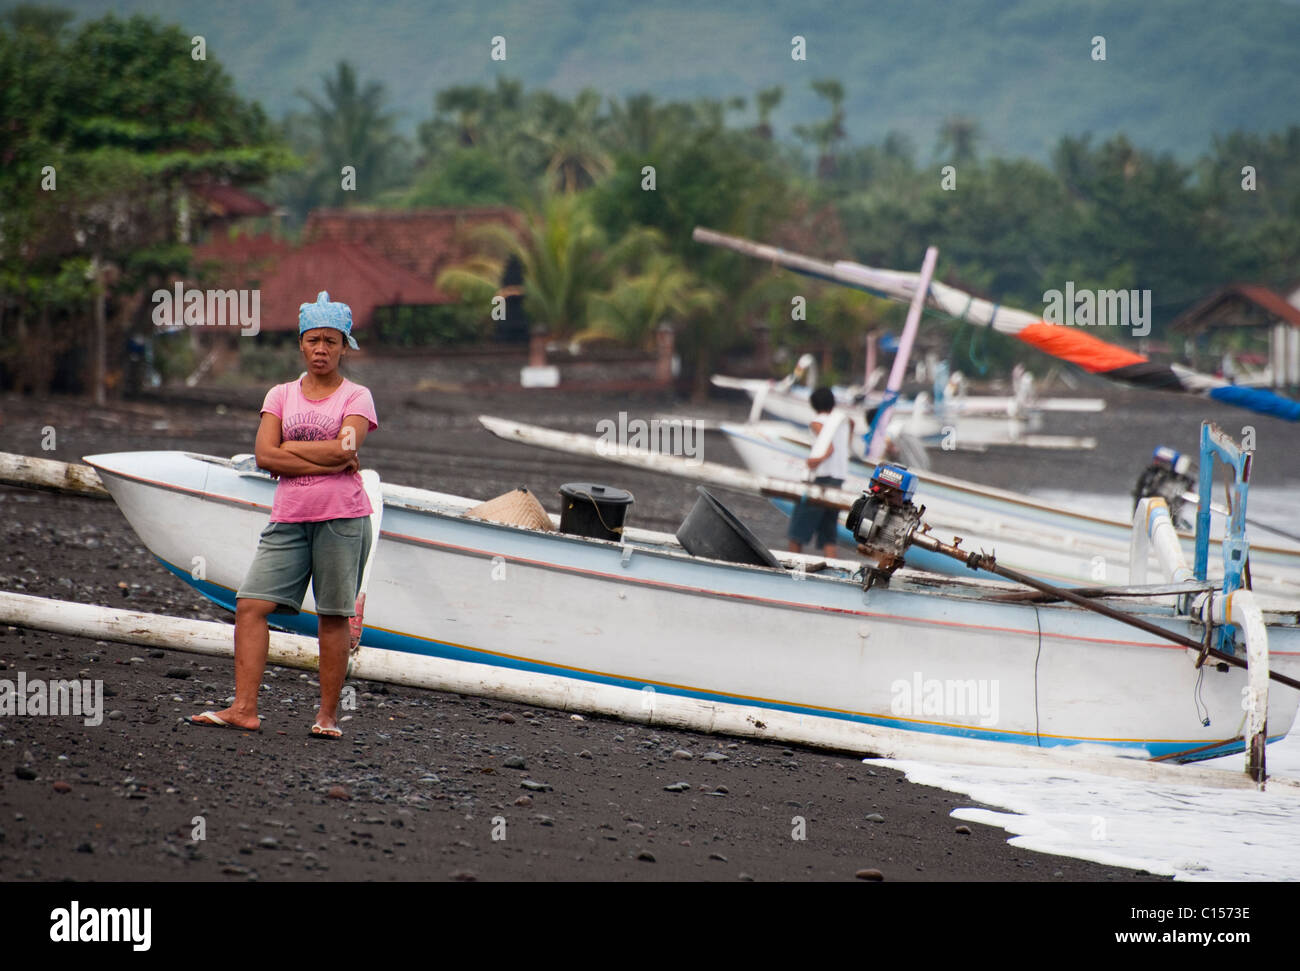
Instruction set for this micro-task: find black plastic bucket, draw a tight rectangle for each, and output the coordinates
[557,482,634,541]
[676,486,781,568]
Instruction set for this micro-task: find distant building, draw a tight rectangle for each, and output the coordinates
[162,206,528,383]
[1170,284,1300,391]
[303,207,528,341]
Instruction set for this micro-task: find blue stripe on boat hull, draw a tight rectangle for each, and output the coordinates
[156,557,1264,764]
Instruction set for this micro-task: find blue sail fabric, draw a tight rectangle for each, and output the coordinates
[1207,384,1300,421]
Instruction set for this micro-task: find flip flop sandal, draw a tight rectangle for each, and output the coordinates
[310,722,343,740]
[189,711,260,732]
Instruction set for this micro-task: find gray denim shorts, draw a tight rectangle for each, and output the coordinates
[787,477,844,547]
[236,517,373,616]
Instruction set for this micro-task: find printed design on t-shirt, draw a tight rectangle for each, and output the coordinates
[282,410,339,486]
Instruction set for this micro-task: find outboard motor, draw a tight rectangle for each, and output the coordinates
[845,463,924,588]
[1132,446,1194,527]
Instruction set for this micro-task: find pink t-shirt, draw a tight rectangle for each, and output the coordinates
[261,376,379,522]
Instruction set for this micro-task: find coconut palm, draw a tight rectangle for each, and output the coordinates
[522,89,613,194]
[754,86,783,140]
[794,79,846,178]
[296,61,408,206]
[583,252,717,348]
[437,192,661,340]
[936,115,980,165]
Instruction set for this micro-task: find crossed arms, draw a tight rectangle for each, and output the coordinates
[254,413,370,477]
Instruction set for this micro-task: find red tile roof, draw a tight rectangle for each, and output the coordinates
[193,233,292,278]
[1171,284,1300,332]
[190,182,274,219]
[303,207,522,283]
[181,238,446,333]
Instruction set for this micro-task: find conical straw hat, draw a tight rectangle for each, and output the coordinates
[466,487,554,531]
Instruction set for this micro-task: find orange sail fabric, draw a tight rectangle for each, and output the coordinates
[1016,322,1148,373]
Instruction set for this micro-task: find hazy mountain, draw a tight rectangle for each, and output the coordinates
[42,0,1300,158]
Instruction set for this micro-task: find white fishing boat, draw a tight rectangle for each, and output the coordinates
[713,364,1101,453]
[719,418,1300,597]
[81,436,1300,770]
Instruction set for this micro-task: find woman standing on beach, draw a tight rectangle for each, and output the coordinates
[190,291,378,739]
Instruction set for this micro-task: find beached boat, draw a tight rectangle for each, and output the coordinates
[719,419,1300,598]
[712,371,1101,453]
[82,446,1300,766]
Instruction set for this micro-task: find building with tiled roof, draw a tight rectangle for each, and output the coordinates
[1171,283,1300,389]
[181,237,446,334]
[302,207,522,283]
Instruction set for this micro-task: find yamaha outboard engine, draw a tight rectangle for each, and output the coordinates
[1132,446,1194,527]
[845,464,924,588]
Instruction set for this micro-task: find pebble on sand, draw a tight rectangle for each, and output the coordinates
[664,782,690,792]
[326,785,349,800]
[496,713,516,724]
[14,767,37,781]
[52,781,71,793]
[865,813,885,823]
[855,868,885,881]
[637,851,655,863]
[521,780,552,792]
[450,869,478,882]
[955,825,972,835]
[502,755,527,769]
[671,749,693,760]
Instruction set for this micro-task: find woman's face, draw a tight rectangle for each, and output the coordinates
[300,327,344,376]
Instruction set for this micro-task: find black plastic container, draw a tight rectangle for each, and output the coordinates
[557,482,634,541]
[676,486,781,568]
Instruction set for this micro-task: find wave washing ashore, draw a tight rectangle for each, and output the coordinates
[866,485,1300,882]
[875,724,1300,881]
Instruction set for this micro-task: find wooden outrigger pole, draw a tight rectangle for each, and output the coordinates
[0,452,109,498]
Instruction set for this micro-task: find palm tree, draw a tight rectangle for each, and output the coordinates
[437,192,661,340]
[754,86,783,140]
[794,79,846,177]
[296,61,407,206]
[606,92,660,156]
[523,89,612,194]
[936,115,980,165]
[584,252,717,347]
[429,78,524,150]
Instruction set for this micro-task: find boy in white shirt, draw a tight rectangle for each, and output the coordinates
[787,386,852,558]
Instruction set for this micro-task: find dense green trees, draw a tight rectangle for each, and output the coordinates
[7,5,1300,396]
[0,10,289,397]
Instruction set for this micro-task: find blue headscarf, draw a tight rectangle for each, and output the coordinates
[298,291,359,349]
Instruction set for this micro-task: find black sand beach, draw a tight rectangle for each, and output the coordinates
[4,374,1288,883]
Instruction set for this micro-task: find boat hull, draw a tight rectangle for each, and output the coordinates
[85,451,1300,763]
